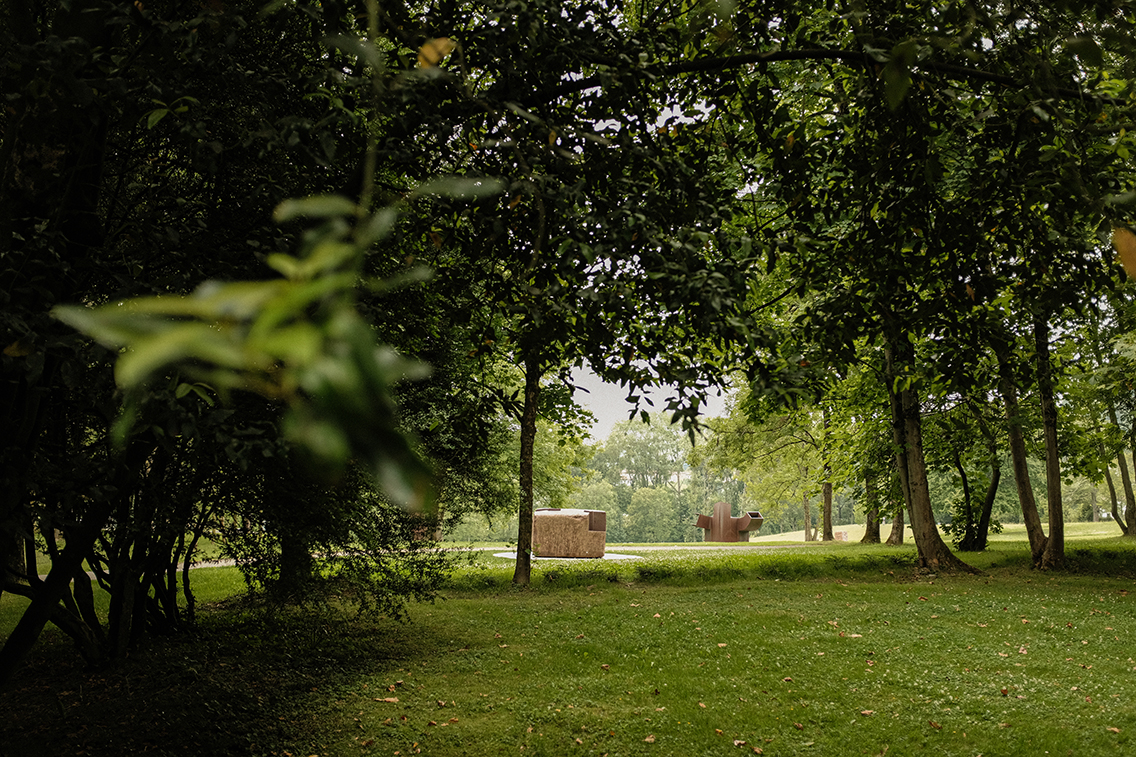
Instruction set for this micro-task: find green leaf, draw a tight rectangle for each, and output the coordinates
[145,109,169,129]
[414,176,506,200]
[274,195,358,223]
[357,207,400,246]
[114,324,258,388]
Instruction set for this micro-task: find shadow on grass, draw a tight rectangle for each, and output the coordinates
[0,600,450,757]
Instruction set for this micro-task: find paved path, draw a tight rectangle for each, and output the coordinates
[35,543,813,580]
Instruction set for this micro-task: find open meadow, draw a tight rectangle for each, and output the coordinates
[3,527,1136,756]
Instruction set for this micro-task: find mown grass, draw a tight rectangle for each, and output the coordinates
[3,534,1136,756]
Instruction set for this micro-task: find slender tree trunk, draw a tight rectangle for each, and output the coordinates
[512,355,541,585]
[950,447,977,549]
[802,493,814,541]
[993,335,1047,560]
[1035,314,1064,570]
[974,457,1001,551]
[821,409,834,541]
[861,470,881,544]
[0,498,114,685]
[1101,446,1127,536]
[960,456,1000,552]
[1122,445,1131,534]
[1115,453,1136,537]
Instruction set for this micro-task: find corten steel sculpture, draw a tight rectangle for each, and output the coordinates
[532,509,607,558]
[695,501,764,542]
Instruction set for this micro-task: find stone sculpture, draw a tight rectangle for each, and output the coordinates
[695,501,764,542]
[532,508,607,558]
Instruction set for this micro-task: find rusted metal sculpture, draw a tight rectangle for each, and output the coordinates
[532,508,607,558]
[695,501,764,542]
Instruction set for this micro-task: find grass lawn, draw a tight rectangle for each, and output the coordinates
[2,535,1136,756]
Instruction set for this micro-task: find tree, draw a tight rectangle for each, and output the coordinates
[626,488,677,543]
[0,0,492,683]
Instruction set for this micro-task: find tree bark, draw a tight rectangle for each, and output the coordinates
[950,447,977,549]
[885,498,905,545]
[1101,447,1127,536]
[0,498,113,685]
[992,333,1047,561]
[900,387,974,571]
[1035,314,1064,570]
[512,354,541,585]
[960,456,1000,552]
[884,342,973,571]
[861,470,881,544]
[821,409,834,541]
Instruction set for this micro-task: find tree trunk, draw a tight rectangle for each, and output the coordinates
[1035,314,1064,570]
[861,470,881,544]
[993,335,1047,561]
[0,498,114,685]
[960,456,1000,552]
[512,355,541,585]
[1101,447,1127,536]
[821,409,834,541]
[884,343,973,571]
[802,493,814,541]
[950,447,977,549]
[900,387,974,571]
[885,500,905,545]
[1116,453,1136,537]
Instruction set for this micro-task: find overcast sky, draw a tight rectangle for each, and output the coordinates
[569,367,730,443]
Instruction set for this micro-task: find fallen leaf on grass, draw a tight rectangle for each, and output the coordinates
[375,697,399,703]
[929,720,942,730]
[718,643,728,648]
[1107,727,1121,734]
[733,740,746,746]
[699,702,707,708]
[860,710,875,716]
[644,734,656,743]
[794,723,804,730]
